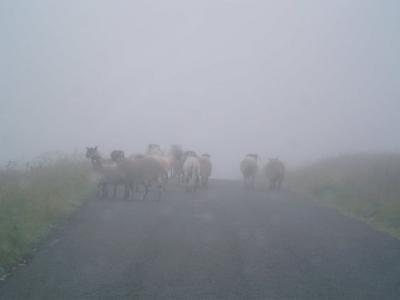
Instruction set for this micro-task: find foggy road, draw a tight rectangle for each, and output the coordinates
[1,180,400,299]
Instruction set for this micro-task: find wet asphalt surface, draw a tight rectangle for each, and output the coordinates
[1,179,400,299]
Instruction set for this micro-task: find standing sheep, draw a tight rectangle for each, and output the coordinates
[86,147,127,199]
[182,151,201,192]
[146,144,173,181]
[264,158,285,191]
[110,150,125,162]
[240,154,259,189]
[117,155,166,201]
[169,144,184,180]
[147,144,163,156]
[199,153,212,188]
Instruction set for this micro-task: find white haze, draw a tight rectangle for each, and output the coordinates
[1,0,399,178]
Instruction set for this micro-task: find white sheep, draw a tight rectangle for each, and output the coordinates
[199,153,212,187]
[182,151,201,192]
[264,158,285,191]
[240,154,259,189]
[86,147,127,199]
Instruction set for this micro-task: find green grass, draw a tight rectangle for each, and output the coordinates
[0,154,93,268]
[286,153,400,238]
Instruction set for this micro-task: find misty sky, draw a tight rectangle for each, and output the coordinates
[1,0,399,178]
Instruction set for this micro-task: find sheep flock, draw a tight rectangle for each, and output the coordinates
[86,144,285,201]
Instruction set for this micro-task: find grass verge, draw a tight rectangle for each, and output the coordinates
[0,153,93,270]
[286,153,400,239]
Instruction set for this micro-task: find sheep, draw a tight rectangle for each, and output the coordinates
[240,154,259,189]
[146,144,174,181]
[264,158,285,191]
[182,151,201,192]
[169,144,184,180]
[199,153,212,187]
[110,150,125,162]
[86,147,128,199]
[147,144,163,156]
[117,155,166,201]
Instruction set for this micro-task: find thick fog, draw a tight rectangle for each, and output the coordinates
[1,0,399,178]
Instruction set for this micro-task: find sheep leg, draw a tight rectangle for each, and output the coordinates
[112,184,117,199]
[142,184,149,201]
[194,174,200,191]
[131,183,137,201]
[105,183,110,198]
[101,183,108,199]
[156,181,162,201]
[189,174,195,192]
[123,183,130,200]
[181,172,185,184]
[162,171,168,191]
[97,182,103,199]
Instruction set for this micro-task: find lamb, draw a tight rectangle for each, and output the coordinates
[264,158,285,191]
[240,154,259,189]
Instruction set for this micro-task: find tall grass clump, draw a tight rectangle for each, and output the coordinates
[287,153,400,238]
[0,153,93,267]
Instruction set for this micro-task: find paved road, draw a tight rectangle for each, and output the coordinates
[1,180,400,299]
